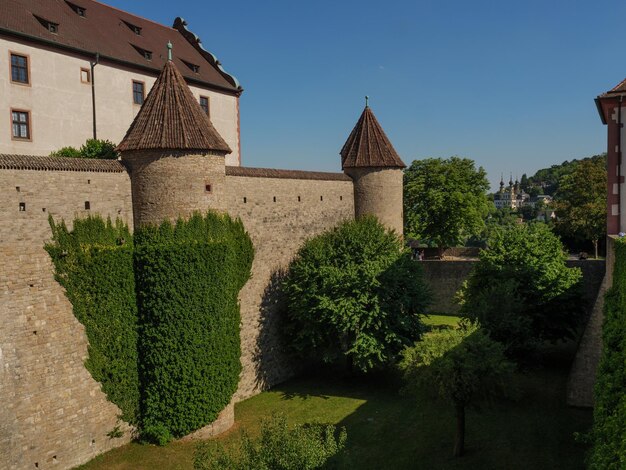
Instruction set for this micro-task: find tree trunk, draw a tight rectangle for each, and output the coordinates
[593,239,598,259]
[453,404,465,457]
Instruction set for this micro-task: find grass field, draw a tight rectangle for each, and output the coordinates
[80,317,591,470]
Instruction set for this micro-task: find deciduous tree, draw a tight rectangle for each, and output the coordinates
[404,157,491,252]
[400,323,513,457]
[554,158,606,258]
[283,217,431,372]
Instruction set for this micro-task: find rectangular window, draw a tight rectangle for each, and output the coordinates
[10,53,29,84]
[80,67,90,84]
[11,110,31,140]
[199,96,210,117]
[132,81,145,105]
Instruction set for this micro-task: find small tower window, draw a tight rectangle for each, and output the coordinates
[320,196,323,201]
[297,196,301,202]
[205,184,212,193]
[19,202,26,211]
[84,201,90,210]
[243,197,247,203]
[273,196,276,203]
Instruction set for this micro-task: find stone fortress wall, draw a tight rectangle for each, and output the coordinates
[0,156,355,469]
[0,158,134,470]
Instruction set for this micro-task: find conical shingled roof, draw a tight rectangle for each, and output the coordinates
[117,60,231,153]
[340,106,405,169]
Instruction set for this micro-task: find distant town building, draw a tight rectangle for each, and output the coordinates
[493,175,529,209]
[493,174,553,212]
[0,0,243,165]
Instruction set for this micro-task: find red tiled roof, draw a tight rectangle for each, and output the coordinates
[117,60,231,153]
[597,78,626,98]
[0,0,241,94]
[0,154,125,172]
[226,166,351,181]
[340,106,405,169]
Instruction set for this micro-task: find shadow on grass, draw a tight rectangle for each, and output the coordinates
[269,343,591,470]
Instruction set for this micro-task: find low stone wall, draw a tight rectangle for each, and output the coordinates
[422,259,606,315]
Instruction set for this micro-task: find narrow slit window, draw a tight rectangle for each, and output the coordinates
[340,195,343,201]
[80,68,91,84]
[199,96,210,117]
[273,196,276,202]
[84,201,90,210]
[205,184,212,193]
[297,196,301,202]
[243,197,247,203]
[320,196,323,201]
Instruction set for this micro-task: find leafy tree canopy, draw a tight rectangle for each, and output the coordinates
[50,138,118,159]
[459,223,584,357]
[283,217,431,372]
[404,157,491,249]
[400,322,513,457]
[554,158,606,258]
[526,153,606,196]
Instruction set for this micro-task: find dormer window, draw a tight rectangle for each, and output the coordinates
[66,1,86,17]
[132,45,152,61]
[182,60,200,73]
[35,15,59,34]
[123,20,142,35]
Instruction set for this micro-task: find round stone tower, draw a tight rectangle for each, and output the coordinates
[117,57,232,228]
[340,104,406,235]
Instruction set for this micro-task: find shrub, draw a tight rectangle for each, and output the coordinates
[589,239,626,469]
[194,414,347,470]
[80,138,118,159]
[49,139,118,159]
[135,212,253,441]
[49,146,81,158]
[283,216,431,372]
[45,216,139,424]
[459,223,583,358]
[399,322,513,457]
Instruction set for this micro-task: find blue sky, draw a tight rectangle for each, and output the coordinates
[107,0,626,190]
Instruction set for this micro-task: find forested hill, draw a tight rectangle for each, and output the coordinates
[521,153,606,196]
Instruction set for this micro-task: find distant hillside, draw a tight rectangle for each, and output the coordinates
[522,153,606,196]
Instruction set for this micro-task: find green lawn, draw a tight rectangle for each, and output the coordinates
[423,314,461,329]
[81,317,591,470]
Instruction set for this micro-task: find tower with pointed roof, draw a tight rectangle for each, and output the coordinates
[118,53,231,227]
[340,103,406,235]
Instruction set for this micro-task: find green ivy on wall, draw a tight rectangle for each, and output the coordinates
[46,212,253,443]
[46,216,139,425]
[590,238,626,469]
[135,213,253,443]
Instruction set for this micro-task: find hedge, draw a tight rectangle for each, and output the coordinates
[590,238,626,469]
[135,213,253,442]
[46,216,139,424]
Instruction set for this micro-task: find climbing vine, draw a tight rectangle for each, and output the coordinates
[46,216,139,425]
[46,212,253,443]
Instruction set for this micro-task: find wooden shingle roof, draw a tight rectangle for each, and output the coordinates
[117,60,232,153]
[340,106,405,169]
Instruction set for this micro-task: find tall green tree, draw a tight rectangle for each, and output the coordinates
[554,158,606,258]
[459,223,584,358]
[404,157,491,251]
[283,217,431,372]
[400,323,513,457]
